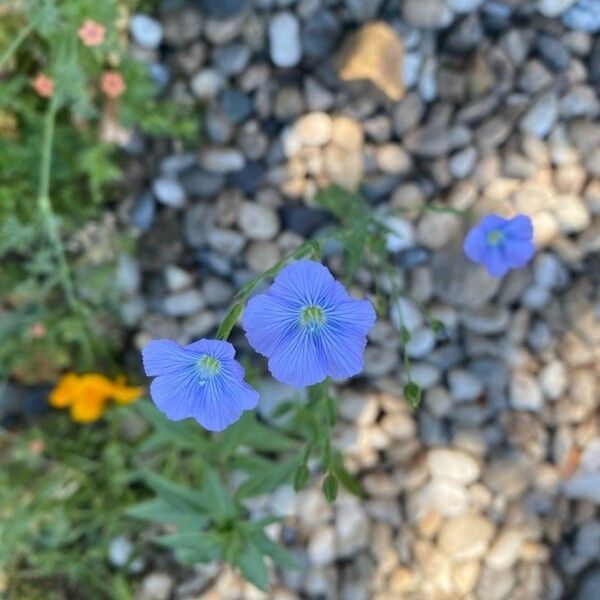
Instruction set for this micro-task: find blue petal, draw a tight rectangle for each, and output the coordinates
[502,215,533,240]
[479,214,507,233]
[143,339,195,376]
[504,239,535,268]
[185,338,236,360]
[150,368,199,420]
[242,294,298,357]
[267,330,328,387]
[193,371,258,431]
[321,299,375,380]
[463,227,488,262]
[269,260,345,307]
[482,247,510,277]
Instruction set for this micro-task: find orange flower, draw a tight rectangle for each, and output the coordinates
[32,74,54,98]
[28,439,46,455]
[78,20,106,47]
[49,372,143,423]
[100,71,126,99]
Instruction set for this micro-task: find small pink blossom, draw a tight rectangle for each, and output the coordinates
[29,439,46,455]
[32,74,54,98]
[78,20,106,47]
[100,71,126,99]
[30,322,47,338]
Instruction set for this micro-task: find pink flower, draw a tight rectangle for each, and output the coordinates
[30,322,47,338]
[100,71,126,99]
[32,74,54,98]
[78,20,106,47]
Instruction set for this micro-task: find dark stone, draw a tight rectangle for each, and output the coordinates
[228,161,266,194]
[589,38,600,85]
[536,34,570,72]
[396,247,431,270]
[301,9,341,61]
[280,205,332,237]
[196,0,246,19]
[139,212,184,270]
[180,167,225,198]
[219,89,254,124]
[360,175,397,202]
[1,383,51,426]
[130,192,156,232]
[480,1,513,31]
[445,14,483,55]
[212,42,250,76]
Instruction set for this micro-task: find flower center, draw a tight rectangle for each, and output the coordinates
[300,305,326,333]
[486,229,505,246]
[197,354,221,385]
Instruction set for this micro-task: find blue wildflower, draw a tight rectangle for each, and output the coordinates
[464,214,535,278]
[142,338,258,431]
[242,260,376,387]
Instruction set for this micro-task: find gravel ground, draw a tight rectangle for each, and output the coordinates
[114,1,600,598]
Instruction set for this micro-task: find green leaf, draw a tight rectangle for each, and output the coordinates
[142,471,208,513]
[216,303,243,340]
[236,454,303,499]
[400,326,411,345]
[332,455,362,497]
[293,464,310,491]
[249,530,299,570]
[431,319,445,336]
[322,474,338,503]
[158,532,222,564]
[125,499,208,529]
[219,413,298,457]
[197,468,239,522]
[404,382,422,409]
[237,542,269,591]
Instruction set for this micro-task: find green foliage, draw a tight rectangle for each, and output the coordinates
[0,0,198,382]
[0,411,146,598]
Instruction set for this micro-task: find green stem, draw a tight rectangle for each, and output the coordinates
[0,18,36,74]
[38,98,78,311]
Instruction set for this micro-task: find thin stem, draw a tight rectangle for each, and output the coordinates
[38,98,78,310]
[0,18,36,74]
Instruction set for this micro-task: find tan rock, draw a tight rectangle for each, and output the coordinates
[335,22,404,101]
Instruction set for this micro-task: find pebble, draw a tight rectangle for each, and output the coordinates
[162,289,205,317]
[130,14,163,50]
[427,448,480,484]
[237,202,280,240]
[190,69,224,100]
[402,0,454,29]
[384,217,416,253]
[164,265,193,292]
[245,241,281,272]
[391,297,423,333]
[510,371,544,412]
[375,144,412,175]
[446,0,485,11]
[199,0,247,19]
[199,148,245,173]
[130,192,155,232]
[152,177,186,208]
[520,92,559,138]
[485,529,523,570]
[269,12,302,68]
[142,573,173,600]
[307,526,336,566]
[406,327,436,358]
[213,43,251,77]
[291,112,332,147]
[448,368,483,403]
[438,514,495,561]
[539,360,568,400]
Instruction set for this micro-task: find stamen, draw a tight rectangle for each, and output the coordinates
[487,229,504,246]
[197,354,221,385]
[300,305,326,332]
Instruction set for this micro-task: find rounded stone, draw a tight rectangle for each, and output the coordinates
[269,12,302,68]
[130,14,163,50]
[438,514,495,561]
[427,448,481,484]
[237,202,280,240]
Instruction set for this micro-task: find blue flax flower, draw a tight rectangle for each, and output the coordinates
[142,338,258,431]
[463,214,535,278]
[242,260,376,387]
